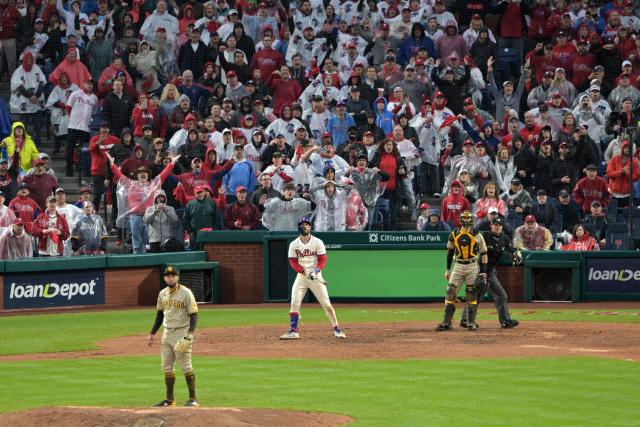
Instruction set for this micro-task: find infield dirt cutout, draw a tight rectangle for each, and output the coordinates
[2,320,639,362]
[0,406,354,426]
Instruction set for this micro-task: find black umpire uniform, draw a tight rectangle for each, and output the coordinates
[461,216,520,329]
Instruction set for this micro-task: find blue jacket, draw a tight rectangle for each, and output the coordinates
[223,160,256,195]
[397,31,438,66]
[374,97,395,135]
[326,114,356,147]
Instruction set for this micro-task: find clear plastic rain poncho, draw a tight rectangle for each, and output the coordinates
[349,168,386,208]
[71,213,108,254]
[115,176,165,228]
[310,181,368,232]
[261,196,313,231]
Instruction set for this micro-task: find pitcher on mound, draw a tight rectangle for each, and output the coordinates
[279,217,346,340]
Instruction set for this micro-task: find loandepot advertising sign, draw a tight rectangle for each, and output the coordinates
[4,270,105,309]
[585,258,640,293]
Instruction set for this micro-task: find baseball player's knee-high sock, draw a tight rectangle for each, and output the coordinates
[164,372,176,401]
[185,371,196,399]
[467,303,478,324]
[289,312,300,332]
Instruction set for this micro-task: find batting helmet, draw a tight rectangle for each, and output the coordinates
[298,217,312,227]
[460,210,474,228]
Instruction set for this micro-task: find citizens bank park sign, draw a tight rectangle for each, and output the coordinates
[318,231,449,249]
[3,270,105,309]
[585,258,640,293]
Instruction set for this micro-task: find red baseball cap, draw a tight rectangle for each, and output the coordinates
[347,42,357,49]
[471,13,481,20]
[419,202,430,210]
[13,218,24,225]
[194,185,205,193]
[235,186,247,194]
[226,70,237,78]
[525,215,536,223]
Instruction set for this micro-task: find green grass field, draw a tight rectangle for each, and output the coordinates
[1,307,639,426]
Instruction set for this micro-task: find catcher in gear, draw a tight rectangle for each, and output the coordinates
[460,217,520,328]
[436,211,488,331]
[147,266,199,407]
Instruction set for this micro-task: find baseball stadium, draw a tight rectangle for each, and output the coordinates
[3,0,640,424]
[0,230,638,426]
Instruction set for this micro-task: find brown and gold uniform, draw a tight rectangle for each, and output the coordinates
[157,284,198,373]
[437,225,488,330]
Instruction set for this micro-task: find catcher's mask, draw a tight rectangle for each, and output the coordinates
[460,210,474,228]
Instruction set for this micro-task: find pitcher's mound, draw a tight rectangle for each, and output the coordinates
[0,406,354,426]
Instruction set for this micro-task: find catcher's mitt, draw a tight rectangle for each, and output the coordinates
[174,335,193,353]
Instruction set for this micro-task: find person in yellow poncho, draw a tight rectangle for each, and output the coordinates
[2,122,39,173]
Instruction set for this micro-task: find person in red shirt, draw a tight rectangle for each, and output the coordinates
[526,43,557,83]
[572,164,612,212]
[8,184,40,233]
[440,180,471,228]
[571,40,596,88]
[0,0,20,75]
[552,32,577,75]
[606,140,640,207]
[223,186,260,230]
[267,64,302,117]
[249,34,284,82]
[89,122,120,210]
[617,26,636,60]
[31,195,70,257]
[519,111,542,148]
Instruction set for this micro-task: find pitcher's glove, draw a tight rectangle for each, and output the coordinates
[174,334,193,353]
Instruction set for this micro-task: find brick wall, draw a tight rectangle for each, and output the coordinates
[203,243,264,303]
[105,267,160,306]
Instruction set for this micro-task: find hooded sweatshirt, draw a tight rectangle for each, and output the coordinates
[440,180,471,227]
[374,97,395,135]
[121,145,153,180]
[143,189,178,243]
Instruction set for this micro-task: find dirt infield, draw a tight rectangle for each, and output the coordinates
[0,406,353,426]
[2,320,639,362]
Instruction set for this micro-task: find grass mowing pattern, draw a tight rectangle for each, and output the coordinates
[1,308,639,355]
[1,356,639,426]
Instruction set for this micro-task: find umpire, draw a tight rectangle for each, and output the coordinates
[463,217,520,329]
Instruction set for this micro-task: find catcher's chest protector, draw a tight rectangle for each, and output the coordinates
[450,229,479,260]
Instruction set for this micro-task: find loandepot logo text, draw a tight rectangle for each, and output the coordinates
[587,268,640,282]
[9,280,99,300]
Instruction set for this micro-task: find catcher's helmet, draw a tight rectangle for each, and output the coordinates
[460,210,474,228]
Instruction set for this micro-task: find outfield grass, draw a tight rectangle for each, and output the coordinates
[2,356,639,426]
[1,307,639,356]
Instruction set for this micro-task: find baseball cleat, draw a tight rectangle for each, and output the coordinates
[279,330,300,340]
[334,328,347,339]
[435,323,452,331]
[459,320,468,328]
[501,319,520,329]
[153,399,176,407]
[184,399,199,407]
[466,322,479,330]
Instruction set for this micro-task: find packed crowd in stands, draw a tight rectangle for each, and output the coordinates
[0,0,639,259]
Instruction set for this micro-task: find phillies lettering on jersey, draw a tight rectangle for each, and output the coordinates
[288,235,326,271]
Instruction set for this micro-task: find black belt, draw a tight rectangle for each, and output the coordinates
[455,259,476,265]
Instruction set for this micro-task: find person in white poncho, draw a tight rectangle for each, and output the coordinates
[10,51,46,145]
